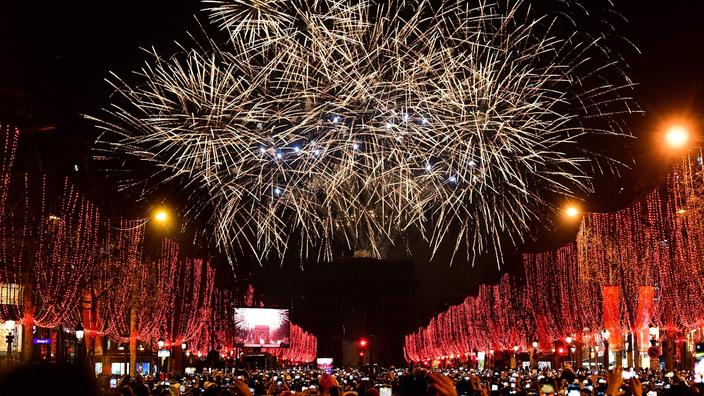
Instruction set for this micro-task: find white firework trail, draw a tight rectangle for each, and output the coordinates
[90,0,637,267]
[234,308,288,330]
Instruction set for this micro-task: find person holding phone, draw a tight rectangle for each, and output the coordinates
[606,367,642,396]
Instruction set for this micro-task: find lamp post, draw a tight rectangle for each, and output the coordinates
[181,342,187,374]
[570,346,576,365]
[602,329,610,369]
[158,337,165,375]
[75,322,85,367]
[531,341,538,369]
[649,324,658,346]
[5,319,15,367]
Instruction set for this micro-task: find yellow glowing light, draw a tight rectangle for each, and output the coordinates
[677,209,686,215]
[665,125,690,149]
[564,205,581,218]
[153,208,170,224]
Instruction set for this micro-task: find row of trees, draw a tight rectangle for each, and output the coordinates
[405,157,704,365]
[0,123,317,375]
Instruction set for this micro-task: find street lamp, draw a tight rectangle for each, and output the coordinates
[4,319,15,331]
[181,341,187,350]
[531,341,539,370]
[664,124,690,149]
[565,336,573,345]
[157,337,166,375]
[153,208,170,224]
[5,319,15,366]
[75,322,85,341]
[602,329,610,369]
[75,322,85,366]
[563,204,583,221]
[649,323,659,346]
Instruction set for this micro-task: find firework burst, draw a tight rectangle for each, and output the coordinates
[91,0,636,267]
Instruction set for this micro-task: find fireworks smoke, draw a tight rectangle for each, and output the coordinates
[92,0,636,267]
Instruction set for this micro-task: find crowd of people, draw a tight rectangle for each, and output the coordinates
[101,365,704,396]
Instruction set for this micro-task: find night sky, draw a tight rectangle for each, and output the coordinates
[0,0,703,329]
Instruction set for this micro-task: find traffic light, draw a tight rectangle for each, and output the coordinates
[358,338,368,348]
[359,351,365,357]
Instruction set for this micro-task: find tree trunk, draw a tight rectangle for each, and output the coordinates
[22,273,33,363]
[129,302,138,377]
[82,290,93,367]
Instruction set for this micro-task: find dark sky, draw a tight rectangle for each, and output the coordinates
[0,0,703,326]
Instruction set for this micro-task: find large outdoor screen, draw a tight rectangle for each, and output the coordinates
[234,308,290,348]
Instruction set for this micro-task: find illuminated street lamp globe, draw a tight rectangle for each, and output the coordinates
[564,205,581,219]
[665,124,690,149]
[75,322,84,341]
[4,319,14,331]
[153,208,170,225]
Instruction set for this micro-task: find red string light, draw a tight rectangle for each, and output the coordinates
[405,158,704,362]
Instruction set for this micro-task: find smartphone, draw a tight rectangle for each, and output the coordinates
[491,384,499,391]
[568,390,580,396]
[110,379,117,389]
[380,386,392,396]
[647,392,657,396]
[510,383,515,389]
